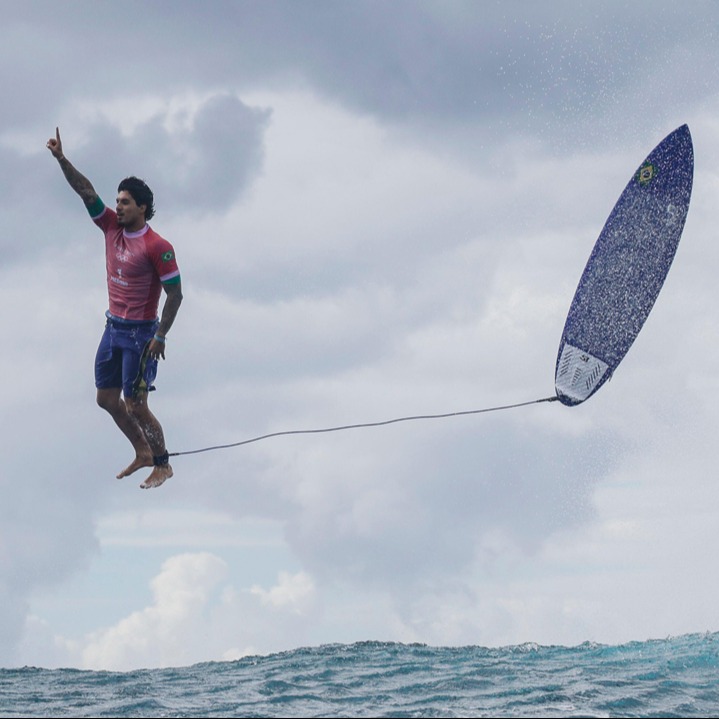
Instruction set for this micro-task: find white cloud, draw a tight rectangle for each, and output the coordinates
[79,553,228,670]
[251,570,315,612]
[33,555,318,671]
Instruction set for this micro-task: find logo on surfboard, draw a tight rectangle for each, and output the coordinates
[637,162,656,186]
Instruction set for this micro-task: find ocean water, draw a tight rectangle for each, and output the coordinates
[2,633,719,718]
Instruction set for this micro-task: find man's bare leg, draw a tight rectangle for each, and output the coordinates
[96,388,154,477]
[124,392,173,489]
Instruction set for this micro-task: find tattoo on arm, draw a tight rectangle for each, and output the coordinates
[57,156,99,206]
[157,282,183,337]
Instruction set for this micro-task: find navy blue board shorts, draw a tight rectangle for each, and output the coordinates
[95,316,159,398]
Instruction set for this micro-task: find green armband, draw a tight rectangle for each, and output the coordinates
[86,196,105,218]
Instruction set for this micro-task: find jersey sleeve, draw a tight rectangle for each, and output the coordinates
[88,197,120,233]
[150,239,181,285]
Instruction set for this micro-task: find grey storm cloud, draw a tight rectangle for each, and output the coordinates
[70,94,272,217]
[4,1,718,143]
[282,418,619,590]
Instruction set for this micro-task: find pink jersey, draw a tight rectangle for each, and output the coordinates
[92,203,181,321]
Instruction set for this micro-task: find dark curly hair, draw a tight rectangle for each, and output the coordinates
[117,176,155,220]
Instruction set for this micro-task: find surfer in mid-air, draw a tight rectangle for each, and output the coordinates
[47,128,183,489]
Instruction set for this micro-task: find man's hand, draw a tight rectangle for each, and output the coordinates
[47,127,99,206]
[147,337,166,361]
[150,282,183,361]
[46,127,64,159]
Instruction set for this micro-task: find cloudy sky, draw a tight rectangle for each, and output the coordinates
[2,0,719,671]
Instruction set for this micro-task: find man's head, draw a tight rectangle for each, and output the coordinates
[117,176,155,221]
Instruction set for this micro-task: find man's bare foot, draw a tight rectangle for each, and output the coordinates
[116,453,153,479]
[140,464,173,489]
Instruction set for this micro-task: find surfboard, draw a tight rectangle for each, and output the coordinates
[555,124,694,406]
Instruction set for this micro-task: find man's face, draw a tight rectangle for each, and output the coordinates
[116,190,146,230]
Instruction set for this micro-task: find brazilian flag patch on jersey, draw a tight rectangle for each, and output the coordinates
[162,251,174,262]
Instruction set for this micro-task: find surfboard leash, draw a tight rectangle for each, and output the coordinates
[168,395,559,458]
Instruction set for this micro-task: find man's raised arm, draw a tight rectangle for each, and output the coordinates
[46,127,99,208]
